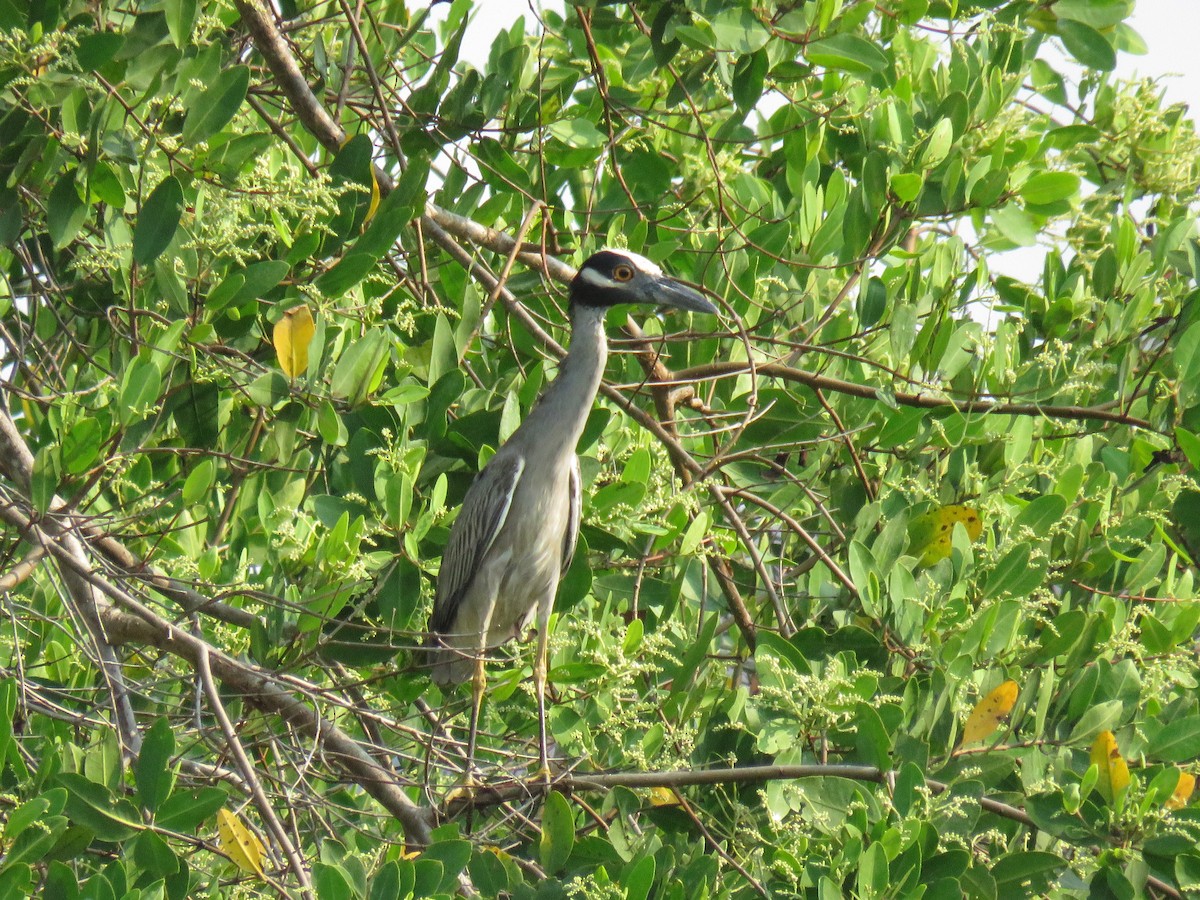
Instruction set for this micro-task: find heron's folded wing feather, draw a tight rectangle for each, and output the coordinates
[428,453,525,635]
[561,455,581,575]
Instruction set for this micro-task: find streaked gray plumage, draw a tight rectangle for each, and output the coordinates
[426,249,716,772]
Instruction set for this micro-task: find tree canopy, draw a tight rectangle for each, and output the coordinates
[2,0,1200,896]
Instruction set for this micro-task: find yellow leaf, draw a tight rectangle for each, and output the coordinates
[365,167,380,225]
[958,680,1018,747]
[649,787,679,807]
[1090,730,1131,804]
[1166,771,1196,810]
[908,504,983,566]
[273,304,315,379]
[216,808,266,879]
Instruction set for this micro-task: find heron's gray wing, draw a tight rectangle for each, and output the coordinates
[428,453,525,636]
[560,455,581,575]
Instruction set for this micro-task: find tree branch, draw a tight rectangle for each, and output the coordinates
[449,763,1181,899]
[677,361,1156,431]
[0,492,436,848]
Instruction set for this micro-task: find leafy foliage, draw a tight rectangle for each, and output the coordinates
[1,0,1199,896]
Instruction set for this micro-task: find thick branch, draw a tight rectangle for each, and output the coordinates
[678,361,1155,431]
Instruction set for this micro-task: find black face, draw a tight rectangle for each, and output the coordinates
[568,250,717,314]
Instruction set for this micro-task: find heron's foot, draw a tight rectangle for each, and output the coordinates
[527,757,555,793]
[445,765,485,806]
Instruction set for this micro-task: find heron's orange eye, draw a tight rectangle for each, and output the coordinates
[613,265,634,282]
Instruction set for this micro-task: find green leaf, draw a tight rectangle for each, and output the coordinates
[247,371,290,407]
[61,417,102,475]
[368,862,400,900]
[3,795,50,842]
[983,544,1031,599]
[1176,323,1200,409]
[206,273,245,312]
[314,862,352,900]
[991,851,1067,892]
[229,260,290,306]
[165,0,198,48]
[181,458,215,506]
[155,787,226,832]
[420,839,471,893]
[539,791,575,874]
[133,829,180,877]
[732,50,768,111]
[133,176,184,265]
[710,7,770,54]
[327,134,375,246]
[47,172,87,249]
[137,717,176,814]
[56,773,141,841]
[1019,172,1080,205]
[1068,700,1125,743]
[120,357,163,423]
[548,117,606,149]
[1177,427,1200,469]
[1058,21,1116,71]
[890,172,923,202]
[623,855,655,900]
[853,702,892,771]
[921,118,954,170]
[75,30,125,71]
[856,841,889,896]
[991,205,1037,246]
[0,865,31,898]
[1014,494,1068,533]
[1053,0,1132,29]
[1148,715,1200,763]
[316,253,378,297]
[352,164,425,260]
[182,65,250,144]
[4,813,67,869]
[172,382,220,448]
[30,446,57,515]
[0,679,13,771]
[805,34,889,74]
[330,330,390,406]
[756,631,812,675]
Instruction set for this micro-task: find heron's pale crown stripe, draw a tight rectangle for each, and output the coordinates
[604,248,662,276]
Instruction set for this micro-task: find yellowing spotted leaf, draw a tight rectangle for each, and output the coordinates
[273,304,315,379]
[908,505,983,566]
[216,808,266,879]
[1166,771,1196,811]
[958,680,1018,748]
[649,787,679,807]
[1090,730,1130,804]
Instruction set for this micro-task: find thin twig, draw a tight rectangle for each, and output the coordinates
[197,643,316,898]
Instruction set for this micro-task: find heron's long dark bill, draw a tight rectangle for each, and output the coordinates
[649,277,718,315]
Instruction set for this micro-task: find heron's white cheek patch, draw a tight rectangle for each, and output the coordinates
[577,267,616,290]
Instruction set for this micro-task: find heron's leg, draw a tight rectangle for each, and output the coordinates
[533,593,554,786]
[465,594,498,789]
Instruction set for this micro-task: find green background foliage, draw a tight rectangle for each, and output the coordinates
[1,0,1199,896]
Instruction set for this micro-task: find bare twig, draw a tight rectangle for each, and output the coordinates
[197,643,316,897]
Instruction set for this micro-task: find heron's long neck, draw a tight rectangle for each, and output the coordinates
[521,304,608,453]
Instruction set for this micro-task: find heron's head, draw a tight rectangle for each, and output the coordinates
[569,249,717,315]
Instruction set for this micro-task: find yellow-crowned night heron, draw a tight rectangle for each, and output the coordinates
[428,248,716,777]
